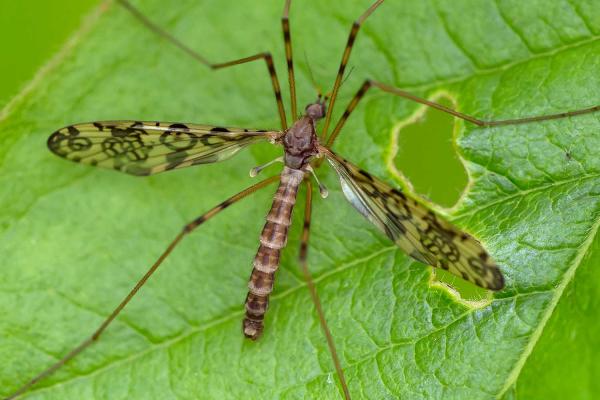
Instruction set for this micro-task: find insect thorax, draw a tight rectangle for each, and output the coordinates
[282,103,324,169]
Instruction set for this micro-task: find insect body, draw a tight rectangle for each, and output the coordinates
[244,101,324,338]
[47,93,502,344]
[7,0,600,398]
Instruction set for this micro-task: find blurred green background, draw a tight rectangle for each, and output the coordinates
[0,1,98,108]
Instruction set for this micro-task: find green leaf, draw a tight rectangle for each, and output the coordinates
[1,0,599,398]
[0,0,97,108]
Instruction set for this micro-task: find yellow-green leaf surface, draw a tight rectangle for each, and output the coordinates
[1,0,599,399]
[0,1,97,108]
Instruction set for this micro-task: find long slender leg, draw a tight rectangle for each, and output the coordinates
[117,0,288,129]
[326,79,600,147]
[300,181,351,400]
[5,176,278,400]
[320,0,386,141]
[282,0,297,120]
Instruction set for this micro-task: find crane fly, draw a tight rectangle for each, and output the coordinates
[6,0,600,399]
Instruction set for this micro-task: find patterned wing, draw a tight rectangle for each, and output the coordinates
[48,121,280,176]
[323,149,504,290]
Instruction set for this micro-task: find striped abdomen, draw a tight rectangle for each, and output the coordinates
[243,166,305,339]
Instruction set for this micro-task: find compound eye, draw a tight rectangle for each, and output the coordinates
[306,103,325,119]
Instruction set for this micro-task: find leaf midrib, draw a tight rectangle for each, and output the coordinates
[496,207,600,398]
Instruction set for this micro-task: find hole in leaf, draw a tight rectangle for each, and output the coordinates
[394,93,489,302]
[432,269,491,304]
[394,93,467,208]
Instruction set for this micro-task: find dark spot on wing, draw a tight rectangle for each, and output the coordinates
[67,126,80,136]
[210,127,230,132]
[170,123,190,130]
[390,187,406,200]
[358,169,373,180]
[110,127,129,137]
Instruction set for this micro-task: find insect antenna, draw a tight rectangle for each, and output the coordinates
[302,55,352,108]
[304,50,324,101]
[341,65,356,87]
[5,176,278,400]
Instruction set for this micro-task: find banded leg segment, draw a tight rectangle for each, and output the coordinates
[117,0,288,130]
[326,79,600,147]
[5,176,278,400]
[320,0,386,141]
[299,181,350,400]
[282,0,297,119]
